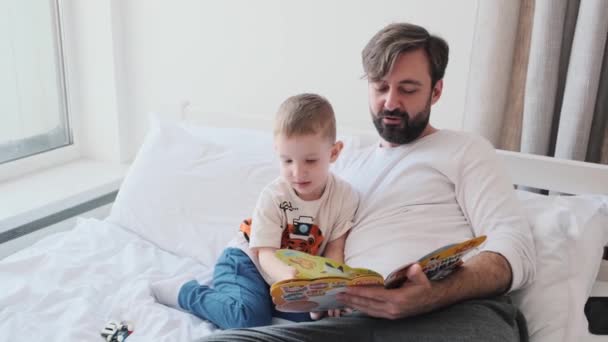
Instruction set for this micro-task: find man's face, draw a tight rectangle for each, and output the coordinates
[368,49,443,146]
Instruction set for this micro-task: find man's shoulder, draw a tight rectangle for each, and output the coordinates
[430,130,495,154]
[436,129,490,144]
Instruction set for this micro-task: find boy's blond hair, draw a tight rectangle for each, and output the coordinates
[274,93,336,142]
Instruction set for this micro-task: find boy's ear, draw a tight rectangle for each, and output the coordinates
[330,140,344,163]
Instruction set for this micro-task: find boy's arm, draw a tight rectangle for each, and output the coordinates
[256,247,298,284]
[323,233,347,263]
[323,178,358,264]
[310,232,349,320]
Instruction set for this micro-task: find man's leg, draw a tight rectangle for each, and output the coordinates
[197,296,528,342]
[179,248,273,329]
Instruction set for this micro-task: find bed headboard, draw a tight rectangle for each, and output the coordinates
[182,108,608,196]
[497,150,608,195]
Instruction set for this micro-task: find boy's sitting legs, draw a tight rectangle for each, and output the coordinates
[152,248,274,329]
[151,273,196,309]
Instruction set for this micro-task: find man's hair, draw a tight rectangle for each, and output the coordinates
[362,23,449,86]
[274,93,336,142]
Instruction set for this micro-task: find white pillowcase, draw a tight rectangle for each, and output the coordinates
[108,117,278,268]
[512,191,608,342]
[110,118,608,341]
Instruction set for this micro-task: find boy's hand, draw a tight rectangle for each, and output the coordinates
[310,311,325,320]
[278,266,298,281]
[310,308,353,320]
[257,247,299,284]
[327,308,342,317]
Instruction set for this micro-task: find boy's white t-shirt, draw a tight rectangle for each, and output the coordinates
[230,173,359,284]
[334,129,536,292]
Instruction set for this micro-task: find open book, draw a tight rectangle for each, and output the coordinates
[270,235,486,312]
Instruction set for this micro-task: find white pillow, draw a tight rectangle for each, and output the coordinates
[512,191,608,342]
[108,117,278,268]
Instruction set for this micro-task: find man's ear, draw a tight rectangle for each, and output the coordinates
[431,79,443,105]
[330,140,344,163]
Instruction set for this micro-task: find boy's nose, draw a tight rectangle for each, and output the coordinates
[293,164,305,178]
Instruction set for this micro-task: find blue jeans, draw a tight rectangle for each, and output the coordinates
[178,248,311,329]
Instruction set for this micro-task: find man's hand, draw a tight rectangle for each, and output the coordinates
[336,252,513,320]
[336,263,436,319]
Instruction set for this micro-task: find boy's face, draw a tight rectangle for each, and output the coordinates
[275,132,343,201]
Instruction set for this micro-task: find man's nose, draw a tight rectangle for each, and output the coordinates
[384,88,400,111]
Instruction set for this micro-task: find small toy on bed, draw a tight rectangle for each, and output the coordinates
[100,320,133,342]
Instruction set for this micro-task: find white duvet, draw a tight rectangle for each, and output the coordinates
[0,218,221,342]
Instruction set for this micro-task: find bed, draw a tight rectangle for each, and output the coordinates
[1,114,607,342]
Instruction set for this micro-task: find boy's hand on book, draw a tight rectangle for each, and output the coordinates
[278,266,298,282]
[336,263,435,319]
[310,308,353,320]
[310,311,324,320]
[330,308,353,317]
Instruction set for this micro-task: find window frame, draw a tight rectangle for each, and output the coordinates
[0,0,78,182]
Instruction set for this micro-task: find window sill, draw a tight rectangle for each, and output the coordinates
[0,158,128,234]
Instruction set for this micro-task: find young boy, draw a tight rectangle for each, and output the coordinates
[151,93,360,329]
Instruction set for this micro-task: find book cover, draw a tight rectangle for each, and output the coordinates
[270,235,487,312]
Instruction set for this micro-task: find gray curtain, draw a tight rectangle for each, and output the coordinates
[464,0,608,164]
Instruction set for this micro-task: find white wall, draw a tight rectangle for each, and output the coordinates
[62,1,127,163]
[66,0,480,161]
[115,0,479,159]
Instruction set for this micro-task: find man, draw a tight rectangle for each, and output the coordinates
[200,22,536,342]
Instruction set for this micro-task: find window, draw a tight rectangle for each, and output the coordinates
[0,0,71,164]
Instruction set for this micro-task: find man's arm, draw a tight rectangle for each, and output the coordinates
[337,251,511,319]
[457,137,536,292]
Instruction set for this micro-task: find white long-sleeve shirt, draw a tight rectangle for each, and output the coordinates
[334,129,536,292]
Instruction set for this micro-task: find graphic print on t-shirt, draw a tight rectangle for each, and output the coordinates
[278,201,324,255]
[280,215,324,255]
[240,200,326,255]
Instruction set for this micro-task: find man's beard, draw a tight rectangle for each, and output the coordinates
[371,101,431,145]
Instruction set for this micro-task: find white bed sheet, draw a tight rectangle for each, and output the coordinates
[0,218,221,342]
